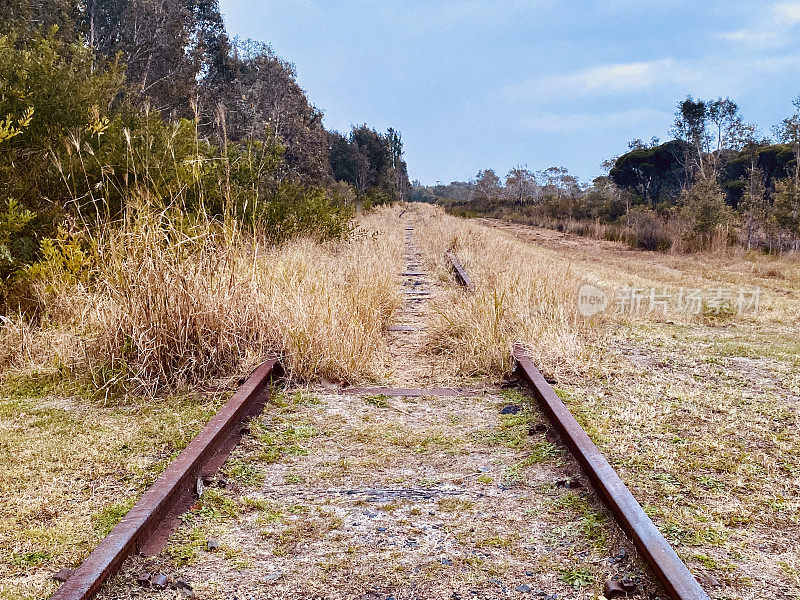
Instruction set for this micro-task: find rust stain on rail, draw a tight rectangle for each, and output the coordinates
[512,345,710,600]
[51,358,282,600]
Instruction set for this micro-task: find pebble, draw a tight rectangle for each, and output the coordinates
[515,584,532,592]
[136,572,151,587]
[441,558,453,565]
[500,404,521,415]
[151,573,168,590]
[207,538,219,551]
[176,579,192,590]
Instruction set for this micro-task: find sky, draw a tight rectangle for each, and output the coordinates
[218,0,800,185]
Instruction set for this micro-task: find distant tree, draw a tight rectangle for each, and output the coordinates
[209,40,330,182]
[771,178,800,250]
[387,127,409,198]
[740,166,767,250]
[473,169,501,202]
[609,140,688,207]
[707,97,740,152]
[504,166,536,205]
[0,0,78,39]
[679,178,733,246]
[327,125,409,199]
[773,96,800,187]
[673,96,710,180]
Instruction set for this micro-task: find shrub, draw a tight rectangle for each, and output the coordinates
[626,207,672,251]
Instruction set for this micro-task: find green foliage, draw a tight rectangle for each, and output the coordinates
[679,178,734,244]
[610,140,689,206]
[92,497,136,537]
[0,198,35,280]
[558,567,594,589]
[9,550,51,567]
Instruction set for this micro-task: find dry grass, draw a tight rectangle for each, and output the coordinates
[408,204,594,379]
[1,204,405,392]
[434,213,800,599]
[0,205,404,599]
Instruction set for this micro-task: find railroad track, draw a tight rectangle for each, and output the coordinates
[51,210,710,600]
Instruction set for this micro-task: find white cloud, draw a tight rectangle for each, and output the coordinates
[522,108,670,132]
[716,1,800,48]
[505,59,694,99]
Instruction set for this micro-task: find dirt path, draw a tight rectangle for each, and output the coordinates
[95,210,658,600]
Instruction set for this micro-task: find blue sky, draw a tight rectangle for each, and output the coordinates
[219,1,800,185]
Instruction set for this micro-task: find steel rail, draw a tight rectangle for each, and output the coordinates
[513,345,710,600]
[445,251,475,292]
[51,357,281,600]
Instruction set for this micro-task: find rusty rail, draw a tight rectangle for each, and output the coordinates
[445,251,475,292]
[513,345,710,600]
[51,358,281,600]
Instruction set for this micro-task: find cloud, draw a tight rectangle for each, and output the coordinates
[716,1,800,48]
[521,108,670,132]
[505,59,693,99]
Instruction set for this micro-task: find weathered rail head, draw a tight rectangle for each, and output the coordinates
[513,345,710,600]
[445,251,475,292]
[51,358,282,600]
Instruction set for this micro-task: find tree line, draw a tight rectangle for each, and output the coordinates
[0,0,410,301]
[415,96,800,253]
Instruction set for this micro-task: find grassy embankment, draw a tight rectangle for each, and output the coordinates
[415,207,800,598]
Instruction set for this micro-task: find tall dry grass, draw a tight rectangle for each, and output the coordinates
[410,204,595,378]
[1,204,405,393]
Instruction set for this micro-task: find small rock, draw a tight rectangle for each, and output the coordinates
[151,574,168,590]
[697,574,722,588]
[555,478,582,489]
[206,538,219,551]
[515,584,532,593]
[616,547,629,562]
[500,404,521,415]
[377,527,387,532]
[53,569,74,583]
[440,558,453,565]
[136,572,151,587]
[525,571,534,576]
[263,572,283,581]
[176,579,192,590]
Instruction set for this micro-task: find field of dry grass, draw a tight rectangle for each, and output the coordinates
[0,205,406,600]
[2,202,798,599]
[465,215,800,599]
